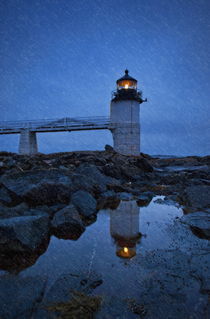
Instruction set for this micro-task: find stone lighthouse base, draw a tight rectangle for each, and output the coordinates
[111,123,140,156]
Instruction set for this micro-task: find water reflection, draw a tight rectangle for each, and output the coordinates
[0,237,50,273]
[0,197,184,274]
[110,201,141,259]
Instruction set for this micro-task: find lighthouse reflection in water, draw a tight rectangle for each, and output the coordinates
[109,201,141,259]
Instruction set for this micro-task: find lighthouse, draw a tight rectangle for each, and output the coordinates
[110,70,146,155]
[110,201,141,259]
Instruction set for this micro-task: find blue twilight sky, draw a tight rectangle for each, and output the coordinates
[0,0,209,156]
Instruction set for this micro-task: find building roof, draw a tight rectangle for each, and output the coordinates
[116,69,137,84]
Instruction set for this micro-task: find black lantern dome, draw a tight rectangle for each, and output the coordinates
[112,69,147,103]
[116,69,137,90]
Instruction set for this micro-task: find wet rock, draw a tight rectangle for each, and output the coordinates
[0,202,29,219]
[0,169,72,198]
[102,163,122,179]
[116,192,133,201]
[0,183,22,207]
[73,163,117,193]
[200,278,210,294]
[51,204,85,240]
[136,192,153,207]
[158,172,187,185]
[127,299,147,316]
[0,213,50,252]
[134,157,153,172]
[133,249,206,319]
[104,144,114,152]
[97,191,120,210]
[71,190,97,217]
[179,185,210,209]
[35,272,102,319]
[154,196,180,207]
[107,184,132,193]
[34,203,66,218]
[100,190,117,198]
[95,295,134,319]
[180,211,210,240]
[120,164,143,180]
[71,173,101,193]
[0,237,50,273]
[23,182,71,206]
[0,275,47,319]
[148,183,177,196]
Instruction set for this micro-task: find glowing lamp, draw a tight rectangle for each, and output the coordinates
[116,69,137,90]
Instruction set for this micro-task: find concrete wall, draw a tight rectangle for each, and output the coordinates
[110,100,140,155]
[19,129,38,155]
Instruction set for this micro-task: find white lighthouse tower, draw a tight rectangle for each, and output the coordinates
[110,70,146,155]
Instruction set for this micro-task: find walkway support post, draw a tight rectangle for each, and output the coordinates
[19,129,38,155]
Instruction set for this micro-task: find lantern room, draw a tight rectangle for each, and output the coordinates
[111,69,146,103]
[116,69,137,90]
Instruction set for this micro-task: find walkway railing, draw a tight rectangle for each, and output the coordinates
[0,116,111,134]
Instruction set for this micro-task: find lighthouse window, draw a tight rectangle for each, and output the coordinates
[118,80,137,90]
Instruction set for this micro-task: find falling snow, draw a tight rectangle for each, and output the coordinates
[0,0,209,155]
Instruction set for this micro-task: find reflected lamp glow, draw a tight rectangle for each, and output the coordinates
[116,245,136,258]
[110,201,141,259]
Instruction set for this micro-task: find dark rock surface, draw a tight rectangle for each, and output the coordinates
[71,190,97,217]
[51,204,85,239]
[0,183,21,207]
[0,275,47,319]
[0,151,209,252]
[34,272,103,319]
[178,185,210,209]
[180,211,210,240]
[0,151,209,318]
[0,213,49,252]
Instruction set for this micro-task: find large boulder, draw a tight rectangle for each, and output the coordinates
[0,275,47,319]
[0,213,50,252]
[51,204,85,239]
[71,190,97,217]
[0,203,29,219]
[180,211,210,240]
[136,192,153,207]
[179,185,210,209]
[23,182,71,206]
[102,163,122,179]
[133,157,153,172]
[104,144,114,152]
[72,163,118,193]
[0,239,50,273]
[0,169,72,198]
[0,183,21,207]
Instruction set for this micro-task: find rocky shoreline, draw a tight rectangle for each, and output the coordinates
[0,148,209,318]
[0,149,210,264]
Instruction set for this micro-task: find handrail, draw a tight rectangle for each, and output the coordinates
[0,116,111,134]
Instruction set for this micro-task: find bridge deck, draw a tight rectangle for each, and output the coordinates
[0,116,111,134]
